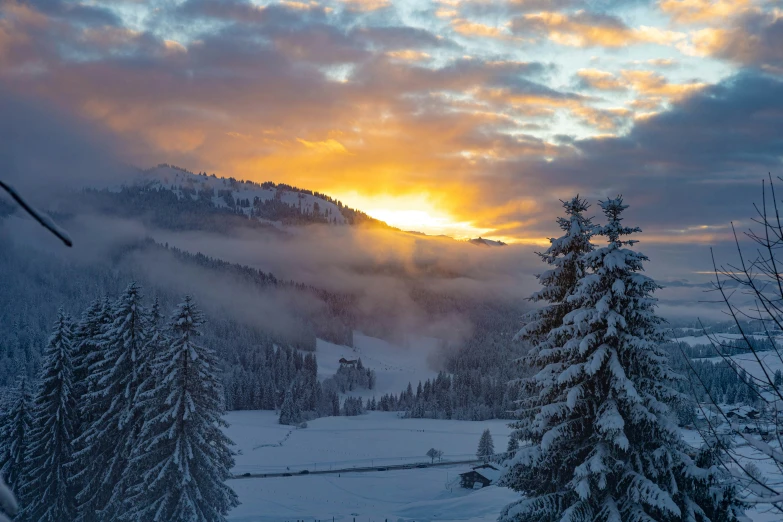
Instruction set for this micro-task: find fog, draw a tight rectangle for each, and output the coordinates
[0,87,740,347]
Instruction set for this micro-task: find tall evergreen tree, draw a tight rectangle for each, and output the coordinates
[71,299,104,428]
[71,282,150,522]
[477,428,494,461]
[279,387,302,426]
[506,434,519,456]
[500,197,743,522]
[0,377,32,495]
[20,310,77,522]
[517,196,595,346]
[122,296,238,521]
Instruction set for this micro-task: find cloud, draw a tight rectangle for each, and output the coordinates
[476,72,783,240]
[510,10,687,48]
[659,0,753,25]
[575,68,628,91]
[352,26,456,51]
[688,10,783,71]
[1,0,780,277]
[0,87,133,201]
[572,105,633,131]
[451,19,510,39]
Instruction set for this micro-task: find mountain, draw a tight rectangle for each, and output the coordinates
[77,163,390,232]
[469,237,507,247]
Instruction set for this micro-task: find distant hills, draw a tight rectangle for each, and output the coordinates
[468,237,507,247]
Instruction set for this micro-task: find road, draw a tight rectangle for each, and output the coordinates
[230,458,485,480]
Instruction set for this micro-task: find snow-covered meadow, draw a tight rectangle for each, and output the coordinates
[224,411,515,521]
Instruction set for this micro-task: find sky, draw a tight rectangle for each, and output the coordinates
[0,0,782,251]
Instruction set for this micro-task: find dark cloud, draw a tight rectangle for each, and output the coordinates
[472,72,783,238]
[0,87,133,200]
[177,0,330,26]
[29,0,121,26]
[351,26,458,51]
[702,10,783,71]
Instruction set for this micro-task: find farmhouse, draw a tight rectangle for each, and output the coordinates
[339,357,358,366]
[459,464,501,489]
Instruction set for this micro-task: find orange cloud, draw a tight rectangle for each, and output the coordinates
[515,11,686,48]
[296,137,352,155]
[385,49,431,61]
[620,69,706,98]
[451,19,509,38]
[659,0,753,24]
[339,0,391,12]
[576,69,627,91]
[572,106,633,131]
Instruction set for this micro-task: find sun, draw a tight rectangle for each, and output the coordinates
[331,191,494,240]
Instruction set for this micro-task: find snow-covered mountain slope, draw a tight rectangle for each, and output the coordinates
[315,333,442,397]
[132,164,348,224]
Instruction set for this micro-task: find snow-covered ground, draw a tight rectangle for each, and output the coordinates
[673,333,781,347]
[316,334,441,398]
[224,410,515,521]
[696,351,783,384]
[226,411,512,475]
[685,352,783,521]
[228,470,519,522]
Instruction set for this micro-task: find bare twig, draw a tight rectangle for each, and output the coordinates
[0,180,72,247]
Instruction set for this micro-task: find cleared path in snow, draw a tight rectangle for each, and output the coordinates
[231,457,486,479]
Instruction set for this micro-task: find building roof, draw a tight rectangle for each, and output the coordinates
[460,464,501,483]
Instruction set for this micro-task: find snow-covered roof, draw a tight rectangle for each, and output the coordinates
[461,464,502,483]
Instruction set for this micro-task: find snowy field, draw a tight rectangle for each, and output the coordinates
[220,336,783,522]
[223,410,516,521]
[223,411,782,521]
[225,411,512,474]
[673,333,782,348]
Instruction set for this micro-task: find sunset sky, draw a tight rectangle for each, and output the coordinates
[1,0,782,244]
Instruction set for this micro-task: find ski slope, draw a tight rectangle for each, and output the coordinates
[315,333,441,398]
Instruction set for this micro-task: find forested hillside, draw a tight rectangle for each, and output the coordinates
[70,164,389,232]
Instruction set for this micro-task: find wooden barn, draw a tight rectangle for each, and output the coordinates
[459,464,501,489]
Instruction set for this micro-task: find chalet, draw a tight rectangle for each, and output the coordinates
[339,358,358,366]
[459,464,501,490]
[725,406,760,421]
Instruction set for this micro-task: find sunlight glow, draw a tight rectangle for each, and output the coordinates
[332,192,495,240]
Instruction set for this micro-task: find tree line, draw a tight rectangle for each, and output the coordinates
[0,284,237,522]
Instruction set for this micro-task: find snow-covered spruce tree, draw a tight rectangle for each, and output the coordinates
[70,299,104,426]
[71,282,151,522]
[477,428,494,461]
[0,377,33,495]
[122,296,238,522]
[20,309,78,522]
[506,434,519,456]
[518,196,595,347]
[279,387,302,425]
[500,197,743,522]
